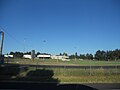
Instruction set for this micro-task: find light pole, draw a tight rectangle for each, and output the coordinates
[115,58,117,75]
[23,38,26,54]
[74,47,77,62]
[90,58,91,76]
[43,40,46,61]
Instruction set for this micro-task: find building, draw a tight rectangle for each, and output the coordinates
[37,54,51,59]
[51,55,70,61]
[23,53,70,61]
[23,55,31,59]
[37,54,70,61]
[4,55,13,58]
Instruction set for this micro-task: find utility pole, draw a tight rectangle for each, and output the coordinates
[0,31,4,64]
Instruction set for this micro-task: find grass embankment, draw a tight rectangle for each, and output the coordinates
[4,58,120,66]
[2,59,120,83]
[52,68,120,83]
[1,65,119,83]
[18,67,120,83]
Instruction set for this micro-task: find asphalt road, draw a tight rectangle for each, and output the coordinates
[28,64,120,69]
[0,81,119,90]
[4,64,120,69]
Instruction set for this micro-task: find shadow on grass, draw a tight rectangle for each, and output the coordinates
[0,63,59,83]
[0,64,98,90]
[17,68,59,83]
[0,64,24,80]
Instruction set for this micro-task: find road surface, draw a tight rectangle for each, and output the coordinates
[3,64,120,69]
[0,81,119,90]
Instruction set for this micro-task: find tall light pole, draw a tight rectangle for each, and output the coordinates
[23,38,26,54]
[43,40,46,61]
[115,58,117,75]
[90,58,91,76]
[74,47,77,61]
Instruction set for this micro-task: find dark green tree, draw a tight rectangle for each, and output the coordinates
[14,52,23,58]
[59,53,62,55]
[9,52,14,55]
[75,52,78,59]
[37,52,40,55]
[24,51,31,55]
[63,52,68,56]
[79,54,86,59]
[69,54,75,59]
[95,50,106,60]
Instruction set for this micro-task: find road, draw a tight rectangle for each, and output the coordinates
[28,64,120,69]
[0,81,119,90]
[4,64,120,69]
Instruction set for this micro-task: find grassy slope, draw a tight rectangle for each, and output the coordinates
[3,59,120,83]
[0,64,120,83]
[17,67,120,83]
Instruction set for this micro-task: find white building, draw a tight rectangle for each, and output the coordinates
[51,55,70,61]
[23,54,70,61]
[4,55,13,58]
[37,54,51,59]
[23,55,31,59]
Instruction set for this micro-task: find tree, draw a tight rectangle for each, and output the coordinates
[69,54,75,59]
[15,52,23,58]
[9,52,14,55]
[84,53,93,60]
[75,52,78,59]
[59,53,62,55]
[37,52,40,55]
[106,49,120,61]
[86,53,89,59]
[63,52,68,56]
[88,54,93,60]
[95,50,106,60]
[9,51,23,58]
[114,49,120,60]
[95,49,120,61]
[24,51,31,55]
[79,54,86,59]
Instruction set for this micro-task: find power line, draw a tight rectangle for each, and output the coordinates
[0,27,24,47]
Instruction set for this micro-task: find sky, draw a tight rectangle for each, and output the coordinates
[0,0,120,55]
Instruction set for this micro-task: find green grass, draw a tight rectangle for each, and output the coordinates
[28,67,120,83]
[0,64,120,83]
[57,75,120,83]
[2,58,120,83]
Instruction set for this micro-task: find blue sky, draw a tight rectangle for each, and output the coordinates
[0,0,120,55]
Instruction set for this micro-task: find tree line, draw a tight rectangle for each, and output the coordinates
[94,49,120,61]
[69,49,120,61]
[69,52,94,60]
[7,49,120,61]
